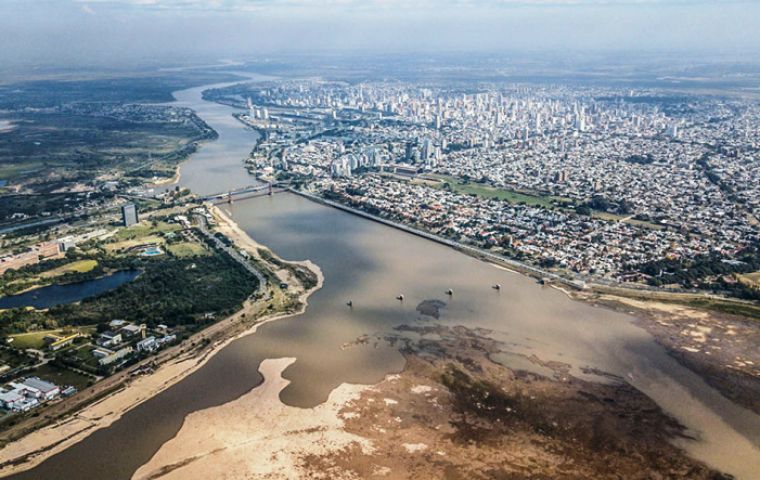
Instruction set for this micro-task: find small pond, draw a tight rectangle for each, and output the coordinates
[0,270,140,309]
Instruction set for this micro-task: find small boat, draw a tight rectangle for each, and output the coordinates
[396,294,405,301]
[346,300,353,307]
[446,289,454,295]
[492,284,501,290]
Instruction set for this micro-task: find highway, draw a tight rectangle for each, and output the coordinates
[0,203,123,235]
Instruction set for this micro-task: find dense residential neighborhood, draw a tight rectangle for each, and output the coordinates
[201,80,759,290]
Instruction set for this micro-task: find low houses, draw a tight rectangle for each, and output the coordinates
[174,215,191,228]
[97,331,122,348]
[0,377,62,412]
[136,336,158,353]
[97,346,134,366]
[19,377,60,401]
[92,348,113,359]
[44,333,80,351]
[109,319,128,329]
[61,386,77,397]
[57,237,77,253]
[121,324,146,339]
[0,389,28,411]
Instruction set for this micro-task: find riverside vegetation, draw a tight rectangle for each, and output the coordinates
[0,203,261,432]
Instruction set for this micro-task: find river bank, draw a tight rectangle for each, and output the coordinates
[148,75,269,197]
[148,165,181,188]
[0,210,324,477]
[586,292,760,416]
[131,324,728,480]
[293,188,760,319]
[132,357,371,480]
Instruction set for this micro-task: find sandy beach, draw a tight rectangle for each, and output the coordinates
[148,165,181,188]
[0,208,324,477]
[133,358,373,480]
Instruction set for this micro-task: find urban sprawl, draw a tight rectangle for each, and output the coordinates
[218,80,759,287]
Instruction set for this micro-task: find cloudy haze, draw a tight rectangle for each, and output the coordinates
[2,0,759,68]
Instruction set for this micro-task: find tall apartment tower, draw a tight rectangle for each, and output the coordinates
[122,204,138,227]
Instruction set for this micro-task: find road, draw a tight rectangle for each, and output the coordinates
[193,214,268,288]
[0,203,123,235]
[290,188,587,290]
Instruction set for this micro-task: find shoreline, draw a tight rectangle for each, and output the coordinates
[133,357,372,480]
[149,165,181,187]
[289,189,760,318]
[0,208,324,477]
[288,189,585,291]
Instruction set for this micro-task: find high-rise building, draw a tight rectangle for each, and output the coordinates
[576,115,586,132]
[421,138,432,161]
[405,142,415,162]
[122,204,138,227]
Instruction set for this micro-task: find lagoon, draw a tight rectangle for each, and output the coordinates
[0,270,140,310]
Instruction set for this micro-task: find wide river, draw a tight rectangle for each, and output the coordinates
[8,76,760,479]
[154,73,268,196]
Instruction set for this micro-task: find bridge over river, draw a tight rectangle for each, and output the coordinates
[200,183,287,203]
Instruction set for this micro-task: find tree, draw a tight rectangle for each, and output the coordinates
[575,205,592,216]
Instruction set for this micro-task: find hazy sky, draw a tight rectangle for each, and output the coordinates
[2,0,759,67]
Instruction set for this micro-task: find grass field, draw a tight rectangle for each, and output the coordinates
[8,331,58,350]
[0,161,44,180]
[1,260,100,295]
[594,284,760,320]
[9,326,94,350]
[738,272,760,289]
[168,242,209,257]
[114,221,181,241]
[39,260,98,278]
[29,363,94,390]
[423,174,562,208]
[105,235,165,253]
[591,211,663,230]
[423,174,662,229]
[106,220,184,253]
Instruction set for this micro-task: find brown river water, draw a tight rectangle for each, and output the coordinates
[6,78,760,480]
